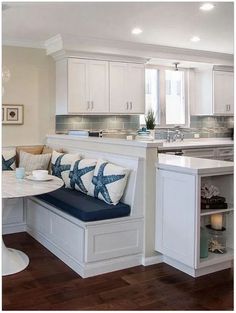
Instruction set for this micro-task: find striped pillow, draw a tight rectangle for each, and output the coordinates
[19,151,51,172]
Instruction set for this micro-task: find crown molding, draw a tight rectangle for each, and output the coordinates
[45,34,233,65]
[2,39,44,49]
[3,33,233,66]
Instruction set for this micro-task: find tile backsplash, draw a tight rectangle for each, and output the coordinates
[56,115,234,139]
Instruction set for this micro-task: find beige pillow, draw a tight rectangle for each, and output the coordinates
[19,151,51,172]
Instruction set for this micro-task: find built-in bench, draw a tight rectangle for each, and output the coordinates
[3,144,144,278]
[37,187,131,222]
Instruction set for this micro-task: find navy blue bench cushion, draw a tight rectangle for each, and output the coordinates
[36,187,131,222]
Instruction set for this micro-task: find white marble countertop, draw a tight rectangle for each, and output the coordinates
[156,153,234,175]
[2,172,64,199]
[159,138,233,150]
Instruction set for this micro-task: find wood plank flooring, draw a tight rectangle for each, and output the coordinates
[2,232,233,310]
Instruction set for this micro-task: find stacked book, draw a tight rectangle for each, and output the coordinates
[201,196,228,210]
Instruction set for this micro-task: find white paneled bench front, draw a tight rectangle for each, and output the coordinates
[26,152,144,278]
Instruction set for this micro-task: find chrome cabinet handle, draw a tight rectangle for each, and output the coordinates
[226,104,231,111]
[126,102,129,110]
[87,101,90,110]
[130,101,132,110]
[91,101,94,110]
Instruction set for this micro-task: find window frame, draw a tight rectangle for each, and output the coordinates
[144,65,190,128]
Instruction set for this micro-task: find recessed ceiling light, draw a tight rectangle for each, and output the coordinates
[200,3,215,11]
[132,28,143,35]
[190,36,200,42]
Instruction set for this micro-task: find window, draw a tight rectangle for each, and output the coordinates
[142,66,189,127]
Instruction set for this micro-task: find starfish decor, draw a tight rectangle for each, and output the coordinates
[92,162,125,204]
[51,155,71,179]
[2,155,15,171]
[69,160,95,193]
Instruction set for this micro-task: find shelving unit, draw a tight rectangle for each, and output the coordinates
[155,154,234,277]
[200,207,234,216]
[198,173,234,272]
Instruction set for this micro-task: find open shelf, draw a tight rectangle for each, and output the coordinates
[200,207,234,216]
[198,247,234,268]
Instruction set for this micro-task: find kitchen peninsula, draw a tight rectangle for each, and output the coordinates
[45,134,234,272]
[156,153,233,277]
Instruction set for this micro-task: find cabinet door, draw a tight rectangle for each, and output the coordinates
[88,60,109,113]
[128,64,145,114]
[213,71,234,115]
[109,62,130,113]
[155,169,196,267]
[68,59,90,113]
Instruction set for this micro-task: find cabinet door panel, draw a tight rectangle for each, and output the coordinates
[110,62,129,113]
[128,64,145,114]
[68,59,89,113]
[155,170,195,267]
[89,60,109,113]
[213,71,234,115]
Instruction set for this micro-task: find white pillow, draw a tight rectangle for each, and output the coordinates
[2,148,16,171]
[19,151,51,172]
[88,159,129,205]
[68,158,97,193]
[51,151,80,186]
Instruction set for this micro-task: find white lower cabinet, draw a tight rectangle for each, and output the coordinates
[155,166,234,277]
[156,170,195,268]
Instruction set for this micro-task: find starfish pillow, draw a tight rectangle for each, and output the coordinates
[68,158,97,193]
[51,151,80,186]
[88,159,130,205]
[2,148,16,171]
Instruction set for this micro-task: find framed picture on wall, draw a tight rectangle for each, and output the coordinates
[2,104,24,125]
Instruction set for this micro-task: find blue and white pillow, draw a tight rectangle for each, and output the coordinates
[2,148,16,171]
[88,159,129,205]
[51,151,80,186]
[68,158,97,193]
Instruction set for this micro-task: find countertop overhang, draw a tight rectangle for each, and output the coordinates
[157,153,234,175]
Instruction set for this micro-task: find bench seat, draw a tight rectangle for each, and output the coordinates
[36,187,131,222]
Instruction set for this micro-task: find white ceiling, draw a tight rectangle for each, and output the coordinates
[2,2,234,54]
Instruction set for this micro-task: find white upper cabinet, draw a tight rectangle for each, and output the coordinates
[128,63,145,114]
[213,71,234,115]
[68,59,89,114]
[193,67,234,116]
[56,58,109,114]
[110,62,145,114]
[88,60,109,113]
[56,58,145,115]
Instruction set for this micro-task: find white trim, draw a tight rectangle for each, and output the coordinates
[2,39,44,49]
[142,254,163,266]
[2,223,27,235]
[163,256,232,278]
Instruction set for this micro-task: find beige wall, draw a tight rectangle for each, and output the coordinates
[2,46,55,146]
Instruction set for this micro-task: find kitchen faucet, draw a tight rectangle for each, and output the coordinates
[172,128,184,142]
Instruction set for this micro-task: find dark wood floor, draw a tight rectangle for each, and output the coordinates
[2,232,233,311]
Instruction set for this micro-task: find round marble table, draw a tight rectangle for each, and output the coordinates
[2,171,63,276]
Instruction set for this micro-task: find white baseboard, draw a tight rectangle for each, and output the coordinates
[27,226,143,278]
[2,223,26,235]
[163,256,233,277]
[142,254,163,266]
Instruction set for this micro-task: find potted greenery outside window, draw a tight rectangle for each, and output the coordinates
[145,109,156,139]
